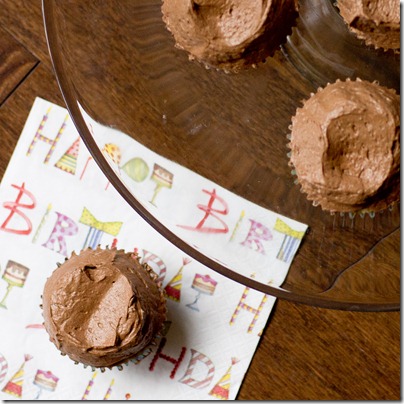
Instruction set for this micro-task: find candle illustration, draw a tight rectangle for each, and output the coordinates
[33,370,59,399]
[79,156,93,180]
[103,379,114,400]
[32,203,52,244]
[149,163,173,206]
[0,261,29,309]
[2,354,32,398]
[25,324,45,330]
[82,372,97,400]
[186,274,217,312]
[229,210,245,241]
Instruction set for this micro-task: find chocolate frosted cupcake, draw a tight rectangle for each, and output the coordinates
[42,247,166,369]
[162,0,298,72]
[337,0,400,52]
[288,78,400,214]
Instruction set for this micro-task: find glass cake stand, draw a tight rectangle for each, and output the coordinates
[42,0,400,311]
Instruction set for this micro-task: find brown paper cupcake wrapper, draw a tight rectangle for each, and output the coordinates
[162,0,299,74]
[336,0,400,54]
[286,78,400,217]
[42,246,167,372]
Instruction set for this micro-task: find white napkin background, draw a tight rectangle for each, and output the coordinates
[0,98,307,400]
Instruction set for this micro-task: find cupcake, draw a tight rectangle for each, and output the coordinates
[42,247,166,369]
[337,0,400,52]
[161,0,298,72]
[288,78,400,214]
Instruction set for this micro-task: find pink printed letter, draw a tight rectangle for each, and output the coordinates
[230,287,268,334]
[26,111,68,164]
[178,349,215,389]
[240,219,272,254]
[42,212,78,256]
[141,249,167,284]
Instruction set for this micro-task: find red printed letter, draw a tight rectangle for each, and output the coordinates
[1,183,36,235]
[178,189,229,234]
[149,337,186,379]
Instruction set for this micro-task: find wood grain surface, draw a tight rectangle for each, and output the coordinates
[0,0,400,400]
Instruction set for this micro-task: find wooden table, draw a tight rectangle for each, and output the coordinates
[0,1,400,400]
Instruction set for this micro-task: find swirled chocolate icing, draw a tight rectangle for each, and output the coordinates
[161,0,298,71]
[337,0,400,51]
[289,79,400,213]
[42,247,166,368]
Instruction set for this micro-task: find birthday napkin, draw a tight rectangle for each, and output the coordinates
[0,97,307,400]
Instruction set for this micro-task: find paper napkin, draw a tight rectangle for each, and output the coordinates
[0,97,307,400]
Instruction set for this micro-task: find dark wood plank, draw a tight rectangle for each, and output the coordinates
[0,0,52,68]
[238,300,400,400]
[0,25,38,105]
[0,64,63,173]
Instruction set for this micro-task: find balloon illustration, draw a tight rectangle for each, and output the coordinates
[121,157,149,182]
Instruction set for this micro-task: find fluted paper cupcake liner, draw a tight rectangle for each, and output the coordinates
[161,0,299,73]
[336,0,400,54]
[286,78,400,217]
[42,246,167,372]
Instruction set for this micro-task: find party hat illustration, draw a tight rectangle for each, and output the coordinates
[164,257,191,302]
[2,354,32,398]
[103,143,121,166]
[209,357,239,400]
[54,137,80,174]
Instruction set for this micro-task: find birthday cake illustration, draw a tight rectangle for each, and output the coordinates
[187,274,218,311]
[192,274,217,295]
[150,163,174,205]
[0,261,30,308]
[33,370,59,392]
[2,261,29,287]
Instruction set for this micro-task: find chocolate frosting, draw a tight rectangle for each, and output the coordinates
[337,0,400,51]
[289,79,400,213]
[42,248,166,368]
[161,0,297,71]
